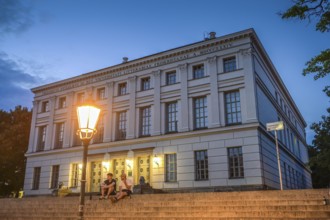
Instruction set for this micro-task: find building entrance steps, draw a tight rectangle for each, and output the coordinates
[0,189,329,219]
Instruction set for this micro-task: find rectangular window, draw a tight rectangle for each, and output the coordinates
[50,165,60,189]
[117,111,127,140]
[140,107,151,136]
[225,91,241,125]
[166,71,176,85]
[77,93,85,104]
[118,82,128,95]
[195,150,208,180]
[166,102,178,133]
[59,97,66,109]
[228,147,244,178]
[41,101,49,112]
[70,164,79,187]
[32,167,41,190]
[223,56,236,72]
[93,115,104,143]
[54,122,64,149]
[194,96,208,129]
[37,126,47,152]
[141,77,151,91]
[165,154,177,182]
[97,87,106,100]
[193,64,205,79]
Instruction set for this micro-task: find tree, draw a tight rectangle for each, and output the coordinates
[281,0,330,94]
[308,108,330,188]
[0,106,31,197]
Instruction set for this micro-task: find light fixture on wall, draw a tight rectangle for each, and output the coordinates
[102,152,110,171]
[126,149,134,171]
[153,154,160,167]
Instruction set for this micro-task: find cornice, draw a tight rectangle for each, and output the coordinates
[32,29,255,95]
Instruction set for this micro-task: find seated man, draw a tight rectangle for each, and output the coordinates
[110,173,132,203]
[99,173,116,200]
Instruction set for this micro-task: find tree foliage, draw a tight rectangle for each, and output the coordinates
[281,0,330,92]
[308,108,330,188]
[0,106,31,197]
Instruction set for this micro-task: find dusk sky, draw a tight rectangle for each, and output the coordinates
[0,0,328,144]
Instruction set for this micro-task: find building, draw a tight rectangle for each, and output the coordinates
[23,29,312,196]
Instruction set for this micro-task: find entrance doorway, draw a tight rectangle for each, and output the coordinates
[90,161,103,192]
[138,156,150,184]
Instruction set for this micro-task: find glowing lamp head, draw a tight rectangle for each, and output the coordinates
[77,104,100,140]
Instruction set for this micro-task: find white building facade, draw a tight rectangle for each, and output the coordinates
[24,29,312,196]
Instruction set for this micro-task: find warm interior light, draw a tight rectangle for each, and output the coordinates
[126,159,133,169]
[77,105,100,140]
[78,164,83,170]
[102,161,110,170]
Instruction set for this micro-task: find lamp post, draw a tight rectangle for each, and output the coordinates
[76,102,100,219]
[266,121,284,190]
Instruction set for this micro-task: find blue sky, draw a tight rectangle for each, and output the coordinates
[0,0,328,144]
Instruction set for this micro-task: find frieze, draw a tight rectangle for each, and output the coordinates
[40,42,233,96]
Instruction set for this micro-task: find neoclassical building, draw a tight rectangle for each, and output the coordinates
[24,29,312,196]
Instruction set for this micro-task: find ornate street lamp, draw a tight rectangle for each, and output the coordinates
[76,101,100,219]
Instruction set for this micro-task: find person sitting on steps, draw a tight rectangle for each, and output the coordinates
[110,172,132,203]
[99,173,116,200]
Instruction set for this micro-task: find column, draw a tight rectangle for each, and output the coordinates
[178,64,189,132]
[241,48,258,123]
[104,82,114,142]
[152,70,161,136]
[64,92,74,148]
[207,56,220,128]
[27,100,39,153]
[127,76,137,139]
[45,96,56,150]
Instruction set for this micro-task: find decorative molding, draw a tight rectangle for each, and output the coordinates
[240,48,254,56]
[107,81,114,88]
[207,56,217,64]
[178,63,188,71]
[152,70,161,77]
[128,76,136,82]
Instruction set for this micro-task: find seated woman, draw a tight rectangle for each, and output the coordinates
[110,173,132,203]
[99,173,116,199]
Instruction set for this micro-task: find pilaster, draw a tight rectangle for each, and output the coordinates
[152,70,161,136]
[64,92,74,148]
[27,100,39,153]
[45,96,56,150]
[104,82,114,142]
[127,76,137,139]
[207,56,220,128]
[178,64,189,132]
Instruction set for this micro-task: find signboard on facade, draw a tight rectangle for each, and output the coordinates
[266,121,284,131]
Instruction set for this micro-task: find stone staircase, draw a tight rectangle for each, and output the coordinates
[0,189,329,219]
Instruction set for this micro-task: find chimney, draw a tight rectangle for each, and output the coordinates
[122,57,128,63]
[209,32,216,39]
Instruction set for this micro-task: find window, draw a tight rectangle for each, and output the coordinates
[195,150,208,180]
[37,126,47,152]
[97,87,106,100]
[140,107,151,136]
[166,102,178,133]
[41,101,49,112]
[58,97,66,109]
[118,82,128,95]
[194,96,208,129]
[225,91,241,125]
[223,56,236,72]
[70,164,79,187]
[228,147,244,178]
[193,64,205,79]
[165,154,177,182]
[54,122,64,149]
[93,115,104,143]
[32,167,41,190]
[166,71,176,85]
[50,165,60,189]
[141,77,151,91]
[77,93,85,104]
[117,111,127,140]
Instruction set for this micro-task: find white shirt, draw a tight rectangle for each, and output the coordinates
[119,178,132,190]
